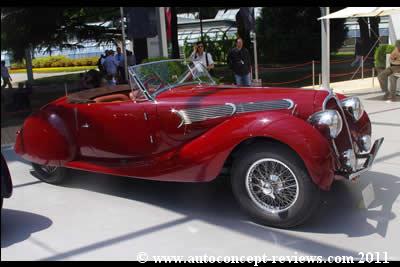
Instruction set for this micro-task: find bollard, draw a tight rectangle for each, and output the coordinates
[361,56,364,80]
[312,60,315,89]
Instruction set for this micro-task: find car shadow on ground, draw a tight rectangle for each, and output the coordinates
[1,209,53,248]
[34,168,397,259]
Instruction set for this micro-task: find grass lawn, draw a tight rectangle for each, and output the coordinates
[9,66,97,74]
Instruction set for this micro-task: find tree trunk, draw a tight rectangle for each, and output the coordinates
[25,47,34,83]
[358,17,370,56]
[170,7,180,59]
[369,17,380,54]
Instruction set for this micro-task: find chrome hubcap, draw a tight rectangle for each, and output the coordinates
[245,158,299,213]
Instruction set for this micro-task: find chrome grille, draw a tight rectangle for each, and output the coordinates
[236,99,292,113]
[184,105,235,123]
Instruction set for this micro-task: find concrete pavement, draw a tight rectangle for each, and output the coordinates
[9,71,85,86]
[1,91,399,261]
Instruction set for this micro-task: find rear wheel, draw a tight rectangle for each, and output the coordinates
[231,143,320,228]
[32,163,68,185]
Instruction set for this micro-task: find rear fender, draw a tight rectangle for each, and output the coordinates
[14,110,77,166]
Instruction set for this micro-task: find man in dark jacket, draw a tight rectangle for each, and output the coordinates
[227,37,252,86]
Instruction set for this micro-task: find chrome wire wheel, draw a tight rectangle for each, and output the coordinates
[245,158,299,213]
[40,165,58,175]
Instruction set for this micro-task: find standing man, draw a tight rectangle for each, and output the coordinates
[126,50,136,67]
[378,40,400,100]
[227,37,252,86]
[1,60,13,89]
[351,38,363,67]
[115,47,125,83]
[190,41,215,73]
[103,50,118,86]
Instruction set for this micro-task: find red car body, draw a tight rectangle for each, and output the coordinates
[15,83,373,191]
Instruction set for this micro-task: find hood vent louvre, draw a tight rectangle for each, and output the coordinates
[172,99,293,127]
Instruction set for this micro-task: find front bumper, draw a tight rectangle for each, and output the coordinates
[347,137,384,180]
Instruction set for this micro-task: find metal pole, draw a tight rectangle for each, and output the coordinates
[120,7,129,82]
[320,7,330,90]
[252,31,259,81]
[312,60,315,88]
[319,73,321,86]
[361,56,364,80]
[372,67,375,88]
[199,8,204,43]
[158,7,168,57]
[386,53,391,89]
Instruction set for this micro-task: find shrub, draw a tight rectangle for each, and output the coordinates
[374,44,395,69]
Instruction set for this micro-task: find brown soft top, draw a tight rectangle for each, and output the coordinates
[67,84,131,103]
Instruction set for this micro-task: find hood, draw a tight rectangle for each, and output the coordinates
[157,84,320,120]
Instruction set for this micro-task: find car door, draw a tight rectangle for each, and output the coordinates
[76,101,156,160]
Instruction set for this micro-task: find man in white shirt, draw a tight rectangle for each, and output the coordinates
[190,41,215,72]
[102,50,118,85]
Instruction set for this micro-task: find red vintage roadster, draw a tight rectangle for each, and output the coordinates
[14,60,383,227]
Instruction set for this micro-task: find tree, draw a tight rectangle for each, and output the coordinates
[1,7,120,81]
[358,17,380,57]
[256,7,347,63]
[169,7,221,59]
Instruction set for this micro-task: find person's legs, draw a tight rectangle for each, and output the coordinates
[243,73,251,86]
[389,66,400,98]
[6,78,12,89]
[234,74,242,85]
[351,55,361,67]
[388,75,397,96]
[377,67,393,94]
[2,77,12,89]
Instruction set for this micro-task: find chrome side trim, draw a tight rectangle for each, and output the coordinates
[171,99,293,128]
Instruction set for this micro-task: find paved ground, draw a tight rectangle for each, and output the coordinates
[1,91,400,261]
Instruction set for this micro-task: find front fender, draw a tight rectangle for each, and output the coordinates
[14,109,77,166]
[180,111,335,190]
[249,113,335,190]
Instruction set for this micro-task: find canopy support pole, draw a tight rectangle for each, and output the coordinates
[320,7,330,90]
[120,7,129,81]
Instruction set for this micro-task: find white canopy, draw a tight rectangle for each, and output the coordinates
[319,7,400,20]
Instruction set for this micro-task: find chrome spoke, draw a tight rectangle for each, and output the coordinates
[246,158,299,213]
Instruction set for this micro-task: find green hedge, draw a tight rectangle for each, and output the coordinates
[374,44,395,69]
[11,55,99,69]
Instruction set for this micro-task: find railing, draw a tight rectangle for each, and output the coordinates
[256,56,375,87]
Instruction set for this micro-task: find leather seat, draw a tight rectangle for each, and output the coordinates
[129,90,142,101]
[93,94,130,103]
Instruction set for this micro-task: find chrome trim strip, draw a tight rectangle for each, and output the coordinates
[170,99,293,128]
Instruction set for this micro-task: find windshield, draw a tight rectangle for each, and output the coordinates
[128,59,216,100]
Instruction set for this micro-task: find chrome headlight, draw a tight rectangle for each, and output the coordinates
[308,109,343,138]
[341,97,364,121]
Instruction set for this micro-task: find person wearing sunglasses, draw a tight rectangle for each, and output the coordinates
[190,41,215,74]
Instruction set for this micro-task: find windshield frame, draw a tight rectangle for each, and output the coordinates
[128,59,216,102]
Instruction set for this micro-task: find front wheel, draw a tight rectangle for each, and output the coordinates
[32,163,68,185]
[231,143,320,228]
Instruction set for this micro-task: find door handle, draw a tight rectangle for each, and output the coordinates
[81,123,90,128]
